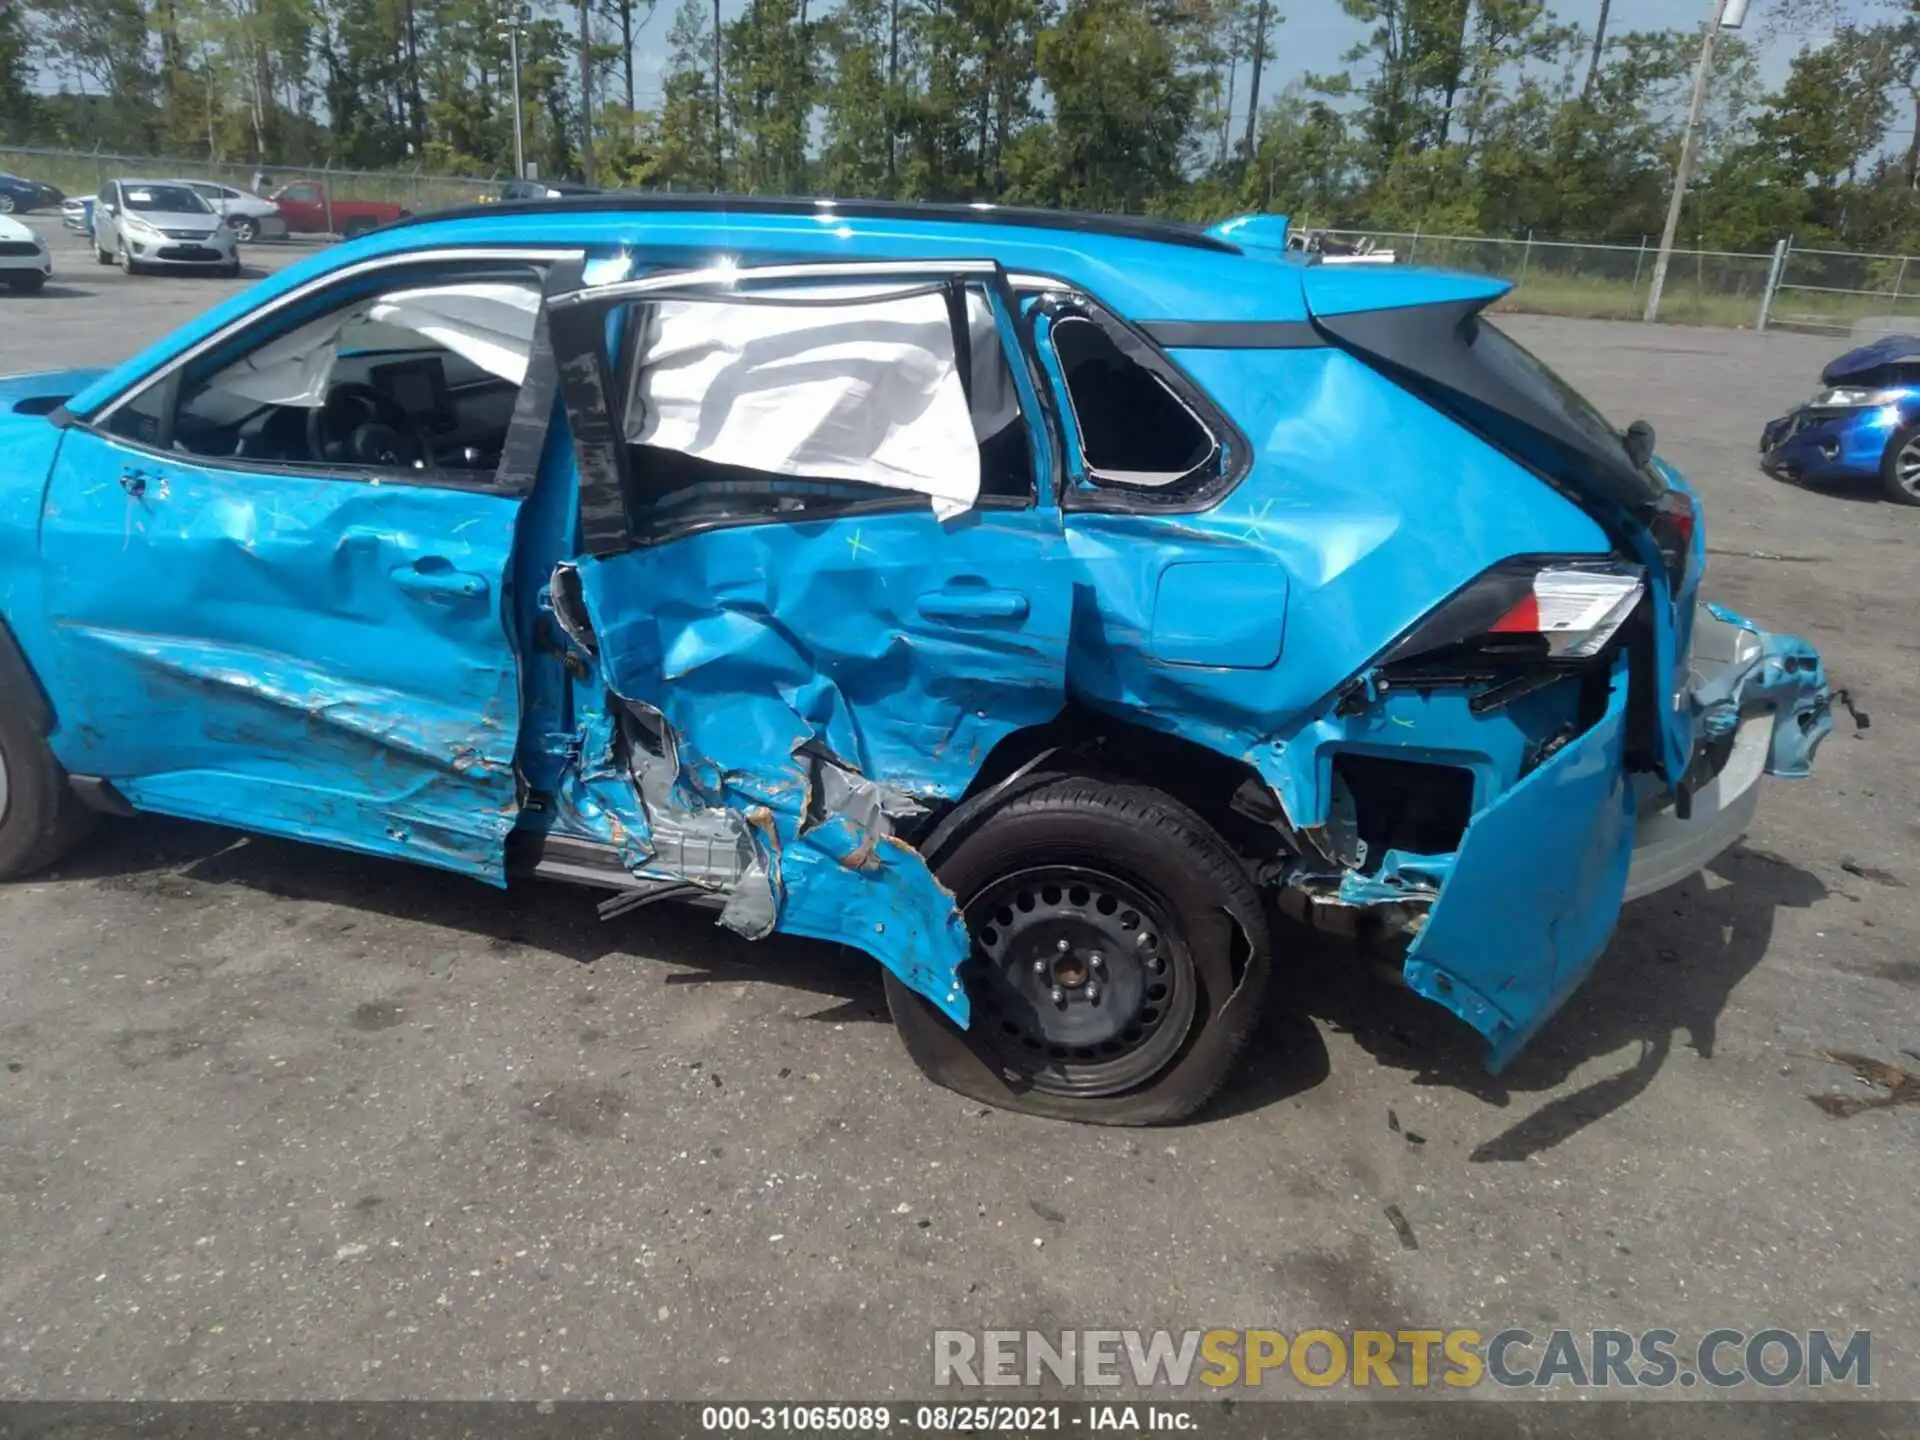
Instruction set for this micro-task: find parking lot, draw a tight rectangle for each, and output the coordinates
[1,210,1917,1400]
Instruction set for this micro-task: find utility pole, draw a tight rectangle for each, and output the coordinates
[712,0,724,190]
[500,8,527,179]
[1240,0,1268,161]
[579,0,597,185]
[1644,0,1750,322]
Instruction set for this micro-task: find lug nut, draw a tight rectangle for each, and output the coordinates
[1090,953,1105,972]
[1050,986,1065,1005]
[1033,958,1048,975]
[1056,938,1072,953]
[1086,983,1100,1003]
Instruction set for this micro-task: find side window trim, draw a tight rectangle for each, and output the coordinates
[86,246,579,426]
[1012,279,1253,515]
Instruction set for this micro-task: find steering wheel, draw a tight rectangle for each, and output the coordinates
[308,382,427,469]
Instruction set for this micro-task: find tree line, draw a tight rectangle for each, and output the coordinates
[3,0,1918,251]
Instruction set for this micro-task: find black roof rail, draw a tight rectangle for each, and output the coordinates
[379,192,1242,254]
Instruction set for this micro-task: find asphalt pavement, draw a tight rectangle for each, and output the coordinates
[1,216,1915,1400]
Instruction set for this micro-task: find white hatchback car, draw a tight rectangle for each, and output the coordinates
[0,213,52,292]
[176,179,289,242]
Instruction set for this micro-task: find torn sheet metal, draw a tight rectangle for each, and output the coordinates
[561,506,1072,1021]
[624,287,983,519]
[1691,603,1834,779]
[1402,654,1636,1072]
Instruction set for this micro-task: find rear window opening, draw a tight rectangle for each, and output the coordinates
[1051,314,1220,489]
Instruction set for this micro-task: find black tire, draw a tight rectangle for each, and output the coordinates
[1881,422,1920,506]
[885,777,1271,1125]
[220,259,241,279]
[0,706,97,880]
[95,244,112,266]
[231,216,258,243]
[342,217,373,240]
[7,274,45,293]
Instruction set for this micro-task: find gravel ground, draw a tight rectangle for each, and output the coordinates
[1,219,1915,1401]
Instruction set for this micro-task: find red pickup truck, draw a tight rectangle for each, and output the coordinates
[266,181,411,238]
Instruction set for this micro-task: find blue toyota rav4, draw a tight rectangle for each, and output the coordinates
[0,199,1837,1124]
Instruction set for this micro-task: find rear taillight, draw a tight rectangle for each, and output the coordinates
[1646,488,1698,589]
[1382,559,1646,670]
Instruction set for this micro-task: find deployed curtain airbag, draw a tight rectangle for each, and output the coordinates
[625,289,984,519]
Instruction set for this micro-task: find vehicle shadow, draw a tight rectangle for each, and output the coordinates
[1290,842,1828,1159]
[36,819,1824,1134]
[47,815,892,1022]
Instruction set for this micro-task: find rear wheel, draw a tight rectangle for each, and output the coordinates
[7,274,45,293]
[342,217,374,240]
[1881,423,1920,506]
[231,216,259,243]
[0,706,96,880]
[95,242,112,265]
[0,195,14,214]
[885,777,1271,1125]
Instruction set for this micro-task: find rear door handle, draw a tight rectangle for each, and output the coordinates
[916,588,1030,622]
[391,562,490,600]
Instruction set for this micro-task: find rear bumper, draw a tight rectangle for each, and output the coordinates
[1404,604,1832,1070]
[1622,717,1766,903]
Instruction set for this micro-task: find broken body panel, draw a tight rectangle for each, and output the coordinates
[0,201,1837,1082]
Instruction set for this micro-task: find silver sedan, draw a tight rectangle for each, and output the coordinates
[93,179,241,277]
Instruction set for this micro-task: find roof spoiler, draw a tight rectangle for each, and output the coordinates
[1204,214,1290,254]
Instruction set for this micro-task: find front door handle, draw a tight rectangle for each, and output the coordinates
[391,562,490,600]
[916,588,1030,622]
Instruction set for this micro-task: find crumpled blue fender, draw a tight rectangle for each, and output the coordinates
[1697,603,1834,779]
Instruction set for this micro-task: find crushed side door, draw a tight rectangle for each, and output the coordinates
[545,259,1075,1020]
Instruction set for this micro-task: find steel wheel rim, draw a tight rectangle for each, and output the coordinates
[963,864,1196,1097]
[1898,437,1920,495]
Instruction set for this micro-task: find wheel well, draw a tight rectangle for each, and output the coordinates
[0,613,54,736]
[937,706,1291,870]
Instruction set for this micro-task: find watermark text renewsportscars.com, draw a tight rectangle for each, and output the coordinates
[932,1328,1872,1391]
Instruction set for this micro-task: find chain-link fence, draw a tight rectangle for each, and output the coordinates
[1765,245,1920,339]
[0,143,507,214]
[1312,228,1780,328]
[8,143,1920,336]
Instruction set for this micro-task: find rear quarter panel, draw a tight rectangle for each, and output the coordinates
[1063,343,1616,828]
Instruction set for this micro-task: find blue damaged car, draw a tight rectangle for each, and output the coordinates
[1761,333,1920,504]
[0,199,1839,1124]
